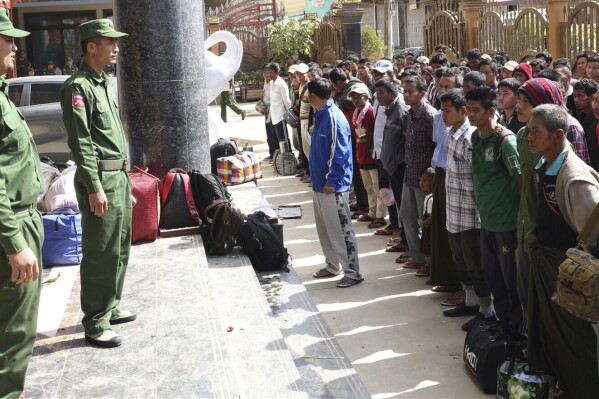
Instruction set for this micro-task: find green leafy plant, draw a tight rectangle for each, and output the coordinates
[361,25,387,61]
[236,70,264,86]
[265,19,318,66]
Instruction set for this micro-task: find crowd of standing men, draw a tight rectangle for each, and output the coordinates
[0,16,134,398]
[261,44,599,397]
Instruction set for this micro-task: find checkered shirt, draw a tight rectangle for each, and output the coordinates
[566,114,591,166]
[446,122,481,233]
[404,102,436,188]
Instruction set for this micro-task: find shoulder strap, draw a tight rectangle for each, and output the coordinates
[160,173,175,207]
[494,125,513,161]
[578,202,599,244]
[180,173,200,224]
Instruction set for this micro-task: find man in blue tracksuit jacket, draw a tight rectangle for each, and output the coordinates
[308,78,363,287]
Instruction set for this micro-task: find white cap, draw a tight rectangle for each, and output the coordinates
[417,56,430,64]
[503,60,518,71]
[295,63,309,73]
[373,59,393,73]
[347,82,371,97]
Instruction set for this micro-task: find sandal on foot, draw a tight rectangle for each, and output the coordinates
[374,226,393,235]
[368,219,386,228]
[356,214,374,222]
[313,268,337,278]
[336,276,364,288]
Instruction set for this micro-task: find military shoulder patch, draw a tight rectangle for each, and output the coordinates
[72,94,85,107]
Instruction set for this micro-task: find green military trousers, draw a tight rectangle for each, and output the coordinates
[0,209,43,399]
[220,91,244,122]
[75,170,132,335]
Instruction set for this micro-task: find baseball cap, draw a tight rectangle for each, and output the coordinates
[416,56,430,64]
[373,59,393,73]
[79,19,128,43]
[288,65,297,74]
[295,63,309,74]
[503,60,518,72]
[481,54,493,61]
[0,8,29,38]
[347,83,370,96]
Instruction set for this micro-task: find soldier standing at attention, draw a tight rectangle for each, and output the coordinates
[64,56,78,75]
[59,19,134,348]
[0,11,45,398]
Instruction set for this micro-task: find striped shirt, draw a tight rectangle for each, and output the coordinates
[446,121,481,233]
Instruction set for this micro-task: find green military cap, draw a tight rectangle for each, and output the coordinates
[66,56,72,61]
[0,8,29,38]
[47,60,54,65]
[79,19,128,43]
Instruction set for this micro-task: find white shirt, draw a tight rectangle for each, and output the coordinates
[269,76,291,125]
[372,98,387,158]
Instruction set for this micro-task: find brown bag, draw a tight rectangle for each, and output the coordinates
[551,204,599,322]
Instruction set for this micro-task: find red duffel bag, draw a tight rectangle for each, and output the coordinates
[128,166,160,243]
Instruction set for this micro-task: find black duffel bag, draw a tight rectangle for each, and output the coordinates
[463,319,509,394]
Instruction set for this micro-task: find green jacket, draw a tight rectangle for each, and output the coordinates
[0,76,42,255]
[516,126,541,251]
[64,65,78,75]
[59,62,128,194]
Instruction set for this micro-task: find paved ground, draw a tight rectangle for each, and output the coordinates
[31,103,493,398]
[218,103,491,398]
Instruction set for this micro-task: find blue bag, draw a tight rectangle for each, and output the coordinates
[42,209,83,267]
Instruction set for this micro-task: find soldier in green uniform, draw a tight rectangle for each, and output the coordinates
[64,56,78,75]
[59,19,133,348]
[0,11,45,399]
[42,60,61,75]
[220,78,245,122]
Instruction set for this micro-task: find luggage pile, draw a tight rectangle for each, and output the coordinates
[38,159,82,267]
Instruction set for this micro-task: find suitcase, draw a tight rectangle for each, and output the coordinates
[42,209,83,267]
[128,166,160,243]
[217,152,262,185]
[210,138,238,174]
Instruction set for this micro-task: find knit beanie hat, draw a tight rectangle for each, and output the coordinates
[513,63,532,80]
[517,78,564,107]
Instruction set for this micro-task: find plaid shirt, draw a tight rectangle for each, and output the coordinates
[566,114,591,166]
[446,122,481,233]
[404,102,436,188]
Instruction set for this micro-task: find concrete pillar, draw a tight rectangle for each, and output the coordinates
[113,0,211,177]
[462,0,483,52]
[546,0,568,58]
[338,1,365,59]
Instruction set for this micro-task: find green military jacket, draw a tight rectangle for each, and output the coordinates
[516,126,541,251]
[59,62,127,194]
[64,65,78,75]
[0,76,42,255]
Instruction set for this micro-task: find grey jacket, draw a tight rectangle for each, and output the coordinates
[379,95,408,175]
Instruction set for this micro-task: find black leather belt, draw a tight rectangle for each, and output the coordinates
[12,204,33,215]
[97,159,128,171]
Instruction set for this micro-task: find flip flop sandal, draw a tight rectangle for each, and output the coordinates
[374,227,393,235]
[368,220,386,228]
[312,268,336,278]
[357,214,374,222]
[386,237,401,246]
[336,276,364,288]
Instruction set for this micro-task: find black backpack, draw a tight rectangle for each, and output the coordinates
[188,171,230,223]
[210,138,238,174]
[203,200,243,256]
[159,168,200,230]
[240,211,290,272]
